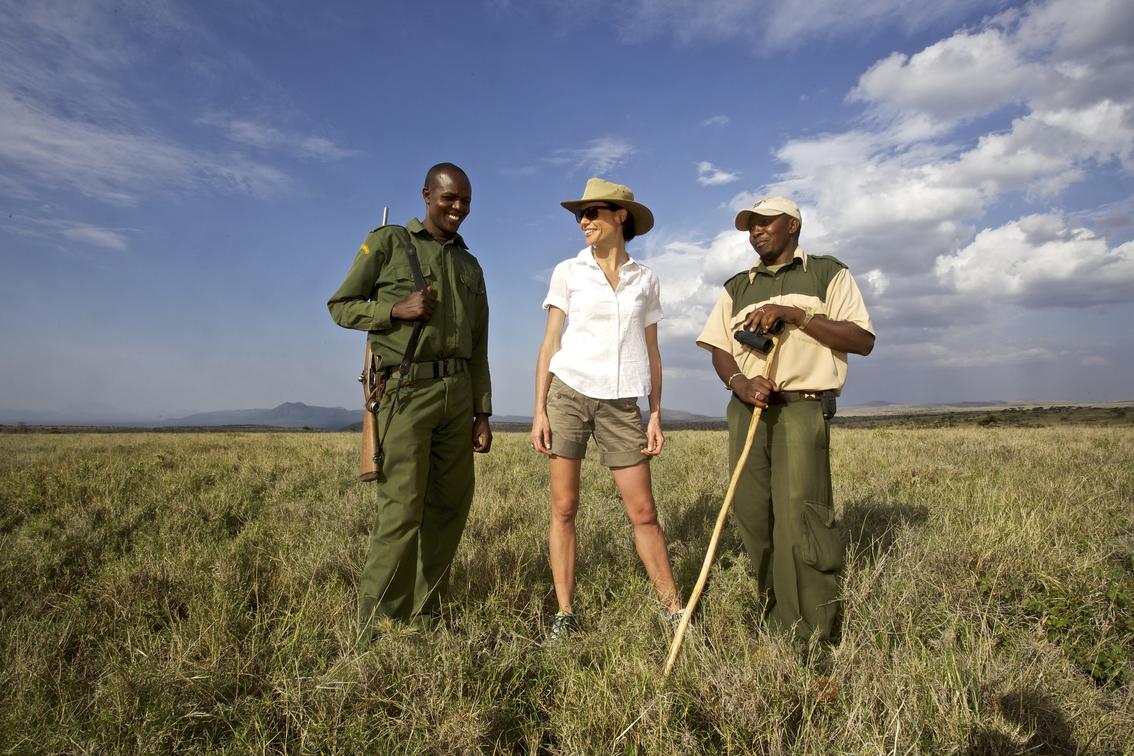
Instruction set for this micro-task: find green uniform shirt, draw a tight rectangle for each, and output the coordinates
[327,218,492,415]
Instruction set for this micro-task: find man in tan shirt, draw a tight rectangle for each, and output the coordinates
[697,196,874,643]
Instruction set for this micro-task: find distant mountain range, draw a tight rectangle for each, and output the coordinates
[4,399,1127,429]
[156,402,360,430]
[0,402,723,430]
[0,402,361,430]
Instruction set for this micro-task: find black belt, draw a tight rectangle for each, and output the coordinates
[383,358,467,382]
[767,390,827,405]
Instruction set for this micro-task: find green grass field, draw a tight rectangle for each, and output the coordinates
[2,427,1131,753]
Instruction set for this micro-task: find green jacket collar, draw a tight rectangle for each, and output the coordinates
[406,217,468,249]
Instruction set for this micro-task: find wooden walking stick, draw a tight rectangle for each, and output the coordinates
[663,333,782,677]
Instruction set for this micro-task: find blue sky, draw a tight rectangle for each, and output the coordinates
[2,0,1132,421]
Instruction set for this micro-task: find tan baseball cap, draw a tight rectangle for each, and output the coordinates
[734,196,802,231]
[561,177,654,236]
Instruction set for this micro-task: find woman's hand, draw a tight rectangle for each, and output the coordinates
[641,411,665,457]
[530,411,553,456]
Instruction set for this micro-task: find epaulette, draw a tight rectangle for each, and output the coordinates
[806,254,848,270]
[723,269,752,288]
[357,226,395,257]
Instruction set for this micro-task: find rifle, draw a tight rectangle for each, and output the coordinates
[358,207,389,482]
[358,339,383,481]
[358,209,428,481]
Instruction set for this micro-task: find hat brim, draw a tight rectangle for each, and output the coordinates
[734,208,786,231]
[561,199,654,237]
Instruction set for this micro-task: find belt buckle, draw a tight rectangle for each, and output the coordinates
[801,391,820,401]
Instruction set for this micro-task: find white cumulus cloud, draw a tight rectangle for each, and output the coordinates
[766,0,1134,293]
[642,231,754,350]
[935,213,1134,307]
[636,0,1134,366]
[696,161,741,186]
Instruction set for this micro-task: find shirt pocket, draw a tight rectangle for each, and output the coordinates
[379,262,432,300]
[457,268,484,296]
[626,284,651,326]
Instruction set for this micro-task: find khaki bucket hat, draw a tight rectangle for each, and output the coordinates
[561,177,654,236]
[734,196,802,231]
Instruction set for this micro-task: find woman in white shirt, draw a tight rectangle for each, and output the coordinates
[531,177,682,639]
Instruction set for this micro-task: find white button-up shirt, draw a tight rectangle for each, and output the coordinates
[543,247,663,399]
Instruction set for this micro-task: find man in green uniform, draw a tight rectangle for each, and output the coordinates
[696,196,874,643]
[328,163,492,643]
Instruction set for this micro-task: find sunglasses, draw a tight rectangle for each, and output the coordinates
[573,204,622,223]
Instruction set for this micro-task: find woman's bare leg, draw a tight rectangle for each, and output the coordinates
[548,456,583,613]
[611,460,681,614]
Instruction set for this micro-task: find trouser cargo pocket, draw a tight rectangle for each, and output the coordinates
[800,500,846,571]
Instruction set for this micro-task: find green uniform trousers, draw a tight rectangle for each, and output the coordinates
[726,395,846,642]
[358,371,475,641]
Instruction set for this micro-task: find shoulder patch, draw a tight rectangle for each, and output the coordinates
[358,226,396,258]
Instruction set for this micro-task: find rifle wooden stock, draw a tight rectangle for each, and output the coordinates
[359,341,384,482]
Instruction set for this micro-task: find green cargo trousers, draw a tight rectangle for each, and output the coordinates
[726,395,846,643]
[357,371,475,642]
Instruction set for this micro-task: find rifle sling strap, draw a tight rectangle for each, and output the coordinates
[398,229,427,378]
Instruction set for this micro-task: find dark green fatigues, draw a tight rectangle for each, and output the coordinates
[699,251,873,643]
[727,396,842,641]
[328,218,491,638]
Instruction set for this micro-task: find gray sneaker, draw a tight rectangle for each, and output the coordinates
[663,608,687,631]
[548,610,578,642]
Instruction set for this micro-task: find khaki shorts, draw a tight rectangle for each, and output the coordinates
[546,375,648,468]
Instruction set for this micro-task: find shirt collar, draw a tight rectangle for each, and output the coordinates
[406,217,468,249]
[573,246,641,270]
[748,244,808,281]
